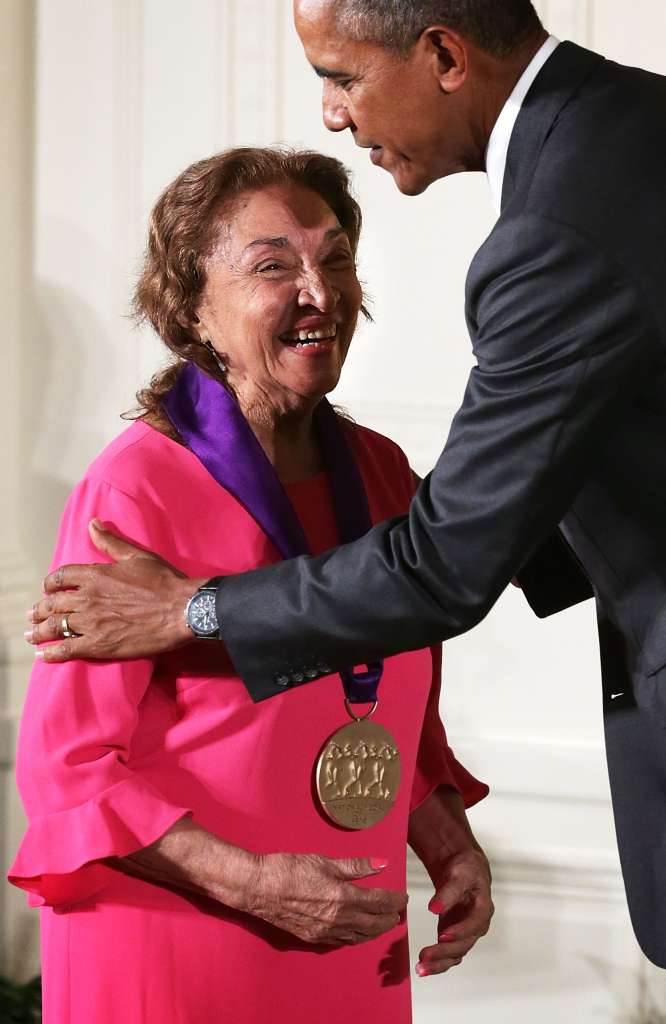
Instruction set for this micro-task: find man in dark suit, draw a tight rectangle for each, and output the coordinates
[28,1,666,967]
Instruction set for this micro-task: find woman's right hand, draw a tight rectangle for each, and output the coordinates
[115,820,405,947]
[242,852,408,946]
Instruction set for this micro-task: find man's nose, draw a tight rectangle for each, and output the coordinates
[322,84,354,133]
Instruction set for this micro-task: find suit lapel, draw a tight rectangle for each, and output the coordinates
[501,41,605,212]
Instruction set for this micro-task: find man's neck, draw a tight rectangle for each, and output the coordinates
[478,28,550,155]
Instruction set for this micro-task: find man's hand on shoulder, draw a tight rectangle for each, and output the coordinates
[25,519,202,662]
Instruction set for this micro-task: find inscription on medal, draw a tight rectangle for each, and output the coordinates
[316,720,401,830]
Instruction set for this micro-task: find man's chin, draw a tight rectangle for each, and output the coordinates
[389,162,433,197]
[388,156,465,195]
[393,176,428,196]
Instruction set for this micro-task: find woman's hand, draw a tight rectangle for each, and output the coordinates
[117,819,406,948]
[408,786,493,976]
[245,852,408,946]
[417,844,493,976]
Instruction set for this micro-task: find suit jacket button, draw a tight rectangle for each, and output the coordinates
[275,674,290,688]
[292,671,305,683]
[305,668,319,680]
[316,663,332,675]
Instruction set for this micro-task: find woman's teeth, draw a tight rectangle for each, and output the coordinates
[281,325,337,347]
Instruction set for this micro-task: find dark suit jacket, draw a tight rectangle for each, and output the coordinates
[218,42,666,966]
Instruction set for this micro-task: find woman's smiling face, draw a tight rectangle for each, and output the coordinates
[196,183,363,417]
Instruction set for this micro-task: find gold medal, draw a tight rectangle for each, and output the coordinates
[315,701,401,830]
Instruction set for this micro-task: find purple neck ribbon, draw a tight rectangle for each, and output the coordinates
[162,362,383,704]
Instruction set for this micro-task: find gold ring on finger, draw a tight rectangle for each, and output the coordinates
[61,615,81,639]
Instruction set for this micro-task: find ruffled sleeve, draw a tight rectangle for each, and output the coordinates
[8,476,192,907]
[409,645,489,812]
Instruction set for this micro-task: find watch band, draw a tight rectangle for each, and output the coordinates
[201,576,224,593]
[185,577,223,639]
[204,577,223,639]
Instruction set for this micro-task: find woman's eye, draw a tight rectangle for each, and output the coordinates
[256,262,284,273]
[327,252,354,267]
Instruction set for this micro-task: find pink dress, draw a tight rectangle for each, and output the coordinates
[9,419,487,1024]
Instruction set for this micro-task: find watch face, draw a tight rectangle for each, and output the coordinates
[188,592,218,637]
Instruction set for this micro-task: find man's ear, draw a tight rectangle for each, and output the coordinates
[422,27,468,94]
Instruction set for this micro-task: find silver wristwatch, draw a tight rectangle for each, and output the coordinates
[185,577,222,639]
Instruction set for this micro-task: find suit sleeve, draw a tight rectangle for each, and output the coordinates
[8,478,191,907]
[516,529,594,617]
[217,214,657,700]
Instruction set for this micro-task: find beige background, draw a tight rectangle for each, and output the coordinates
[1,0,665,1018]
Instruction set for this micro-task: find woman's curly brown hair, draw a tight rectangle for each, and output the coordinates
[130,146,364,421]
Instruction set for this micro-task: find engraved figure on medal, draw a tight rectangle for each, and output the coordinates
[315,702,401,830]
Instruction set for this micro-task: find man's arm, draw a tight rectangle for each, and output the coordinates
[515,529,594,617]
[27,215,656,695]
[215,215,655,697]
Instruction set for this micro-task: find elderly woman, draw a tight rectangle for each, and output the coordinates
[11,148,490,1023]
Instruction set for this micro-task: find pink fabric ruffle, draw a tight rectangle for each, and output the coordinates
[9,775,190,907]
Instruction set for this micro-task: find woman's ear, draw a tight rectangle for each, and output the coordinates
[187,312,211,344]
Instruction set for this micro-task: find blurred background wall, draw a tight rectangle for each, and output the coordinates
[1,0,665,1018]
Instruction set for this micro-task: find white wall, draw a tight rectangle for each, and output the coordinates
[0,0,41,983]
[2,0,666,1015]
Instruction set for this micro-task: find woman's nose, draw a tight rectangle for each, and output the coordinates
[298,272,339,312]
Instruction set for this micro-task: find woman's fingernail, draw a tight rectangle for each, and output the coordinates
[34,650,45,660]
[415,963,427,977]
[428,897,445,914]
[439,930,456,942]
[24,629,34,643]
[370,858,389,870]
[26,609,35,622]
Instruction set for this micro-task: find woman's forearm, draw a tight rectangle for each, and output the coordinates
[408,785,494,972]
[110,816,259,911]
[109,816,406,947]
[408,785,485,887]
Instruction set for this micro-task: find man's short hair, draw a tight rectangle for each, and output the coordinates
[333,0,542,57]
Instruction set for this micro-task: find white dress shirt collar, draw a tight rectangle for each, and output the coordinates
[486,35,560,215]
